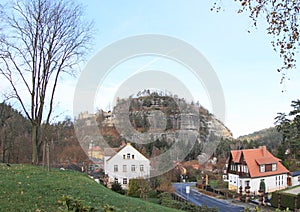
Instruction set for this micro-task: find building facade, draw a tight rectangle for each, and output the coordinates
[227,146,289,193]
[104,143,150,188]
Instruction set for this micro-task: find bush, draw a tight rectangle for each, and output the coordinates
[270,192,300,210]
[127,179,150,199]
[58,195,117,211]
[111,182,125,195]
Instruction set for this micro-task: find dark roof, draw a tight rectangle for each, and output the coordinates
[292,170,300,177]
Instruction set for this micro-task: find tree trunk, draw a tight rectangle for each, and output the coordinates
[31,124,38,164]
[47,142,50,171]
[42,141,46,168]
[1,138,4,163]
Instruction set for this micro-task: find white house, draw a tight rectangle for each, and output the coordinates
[227,146,289,193]
[290,171,300,187]
[104,143,150,189]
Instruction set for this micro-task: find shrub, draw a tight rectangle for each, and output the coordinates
[58,195,116,211]
[127,178,150,199]
[111,182,125,195]
[270,192,300,210]
[58,195,98,211]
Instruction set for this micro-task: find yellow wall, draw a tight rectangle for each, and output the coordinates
[228,184,238,191]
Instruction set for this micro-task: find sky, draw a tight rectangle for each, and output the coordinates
[2,0,300,138]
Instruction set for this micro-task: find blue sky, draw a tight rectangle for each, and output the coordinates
[2,0,300,138]
[69,0,300,137]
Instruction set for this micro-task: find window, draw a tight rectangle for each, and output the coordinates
[245,180,250,187]
[114,165,118,172]
[298,176,300,182]
[123,165,127,172]
[127,153,130,159]
[114,178,118,183]
[260,165,265,173]
[140,165,144,172]
[132,154,135,159]
[123,155,125,159]
[272,163,277,171]
[245,166,249,173]
[123,178,127,185]
[265,164,272,172]
[131,165,136,172]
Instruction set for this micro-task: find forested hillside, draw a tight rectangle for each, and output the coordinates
[0,102,87,165]
[238,127,283,150]
[0,103,31,163]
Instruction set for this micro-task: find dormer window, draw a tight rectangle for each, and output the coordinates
[272,163,277,171]
[260,165,265,173]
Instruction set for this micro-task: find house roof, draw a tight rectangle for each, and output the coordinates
[104,148,120,157]
[255,157,278,165]
[232,150,241,163]
[103,141,127,157]
[292,170,300,177]
[105,143,149,162]
[230,146,289,178]
[89,146,103,152]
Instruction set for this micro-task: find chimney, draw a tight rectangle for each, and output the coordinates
[259,146,267,157]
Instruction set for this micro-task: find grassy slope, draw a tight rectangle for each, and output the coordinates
[0,164,179,211]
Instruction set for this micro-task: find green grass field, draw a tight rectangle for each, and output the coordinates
[0,164,180,211]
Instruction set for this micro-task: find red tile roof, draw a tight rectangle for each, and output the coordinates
[255,157,278,165]
[230,146,289,178]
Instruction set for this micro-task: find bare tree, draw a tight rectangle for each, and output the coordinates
[0,0,93,164]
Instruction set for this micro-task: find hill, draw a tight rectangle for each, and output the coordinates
[0,103,31,163]
[0,164,179,211]
[76,91,233,162]
[0,102,88,165]
[238,127,283,150]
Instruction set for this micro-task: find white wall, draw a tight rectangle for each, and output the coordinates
[228,173,239,191]
[291,176,300,187]
[243,175,287,193]
[105,144,150,188]
[229,174,288,193]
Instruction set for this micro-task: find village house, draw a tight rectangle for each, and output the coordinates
[227,146,289,193]
[88,145,104,160]
[290,170,300,187]
[104,143,150,189]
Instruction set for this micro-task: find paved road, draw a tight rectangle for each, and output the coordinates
[173,183,244,212]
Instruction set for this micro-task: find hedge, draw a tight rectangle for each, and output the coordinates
[270,192,300,210]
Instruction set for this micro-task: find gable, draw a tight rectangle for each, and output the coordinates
[106,143,149,163]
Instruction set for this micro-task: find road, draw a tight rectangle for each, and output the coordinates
[173,183,244,212]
